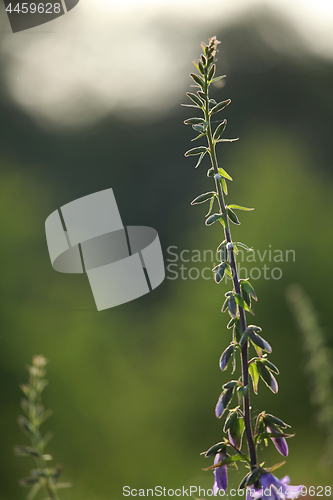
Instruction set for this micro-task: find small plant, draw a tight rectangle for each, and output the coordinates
[14,355,71,500]
[287,284,333,468]
[183,37,302,498]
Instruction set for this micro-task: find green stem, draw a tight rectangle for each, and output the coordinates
[204,93,257,469]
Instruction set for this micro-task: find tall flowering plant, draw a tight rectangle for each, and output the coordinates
[183,37,302,499]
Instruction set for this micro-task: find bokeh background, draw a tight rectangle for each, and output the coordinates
[0,0,333,498]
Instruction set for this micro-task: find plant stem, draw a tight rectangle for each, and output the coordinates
[30,363,60,500]
[204,99,258,469]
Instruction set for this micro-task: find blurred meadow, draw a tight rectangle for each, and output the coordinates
[0,1,333,498]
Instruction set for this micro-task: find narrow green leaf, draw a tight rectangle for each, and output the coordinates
[19,477,40,487]
[198,61,205,75]
[206,196,215,216]
[216,138,239,143]
[246,468,262,487]
[228,296,237,318]
[221,177,228,195]
[192,61,201,73]
[17,416,34,437]
[266,461,287,473]
[227,208,240,225]
[237,385,248,401]
[223,410,238,432]
[219,213,227,228]
[191,192,216,205]
[247,324,262,333]
[247,330,272,353]
[257,361,278,393]
[14,446,40,458]
[207,55,214,67]
[184,117,205,125]
[192,124,204,133]
[242,290,251,308]
[203,453,249,470]
[262,359,279,375]
[190,73,205,88]
[211,99,231,114]
[227,318,237,329]
[181,103,201,109]
[27,481,42,500]
[229,415,245,450]
[221,298,228,313]
[228,204,254,211]
[213,120,227,140]
[211,75,226,83]
[215,262,228,284]
[239,473,251,490]
[233,319,242,343]
[240,280,258,301]
[217,239,227,252]
[226,268,233,279]
[223,380,239,390]
[205,213,222,226]
[249,361,260,395]
[239,330,248,347]
[264,414,289,428]
[185,146,207,157]
[208,64,216,81]
[194,151,207,168]
[218,167,233,181]
[197,91,207,100]
[220,242,228,262]
[236,242,254,252]
[234,294,254,314]
[191,133,205,143]
[231,346,237,374]
[204,442,226,458]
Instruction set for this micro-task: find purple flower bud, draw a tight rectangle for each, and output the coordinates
[215,393,224,418]
[228,429,242,450]
[213,452,227,495]
[215,388,233,418]
[219,345,234,371]
[246,473,303,499]
[267,426,289,457]
[270,374,278,394]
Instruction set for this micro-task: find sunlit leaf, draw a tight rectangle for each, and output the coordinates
[191,192,216,205]
[210,99,231,114]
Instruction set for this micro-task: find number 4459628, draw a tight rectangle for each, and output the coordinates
[5,3,61,14]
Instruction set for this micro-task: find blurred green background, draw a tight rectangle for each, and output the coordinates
[0,2,333,499]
